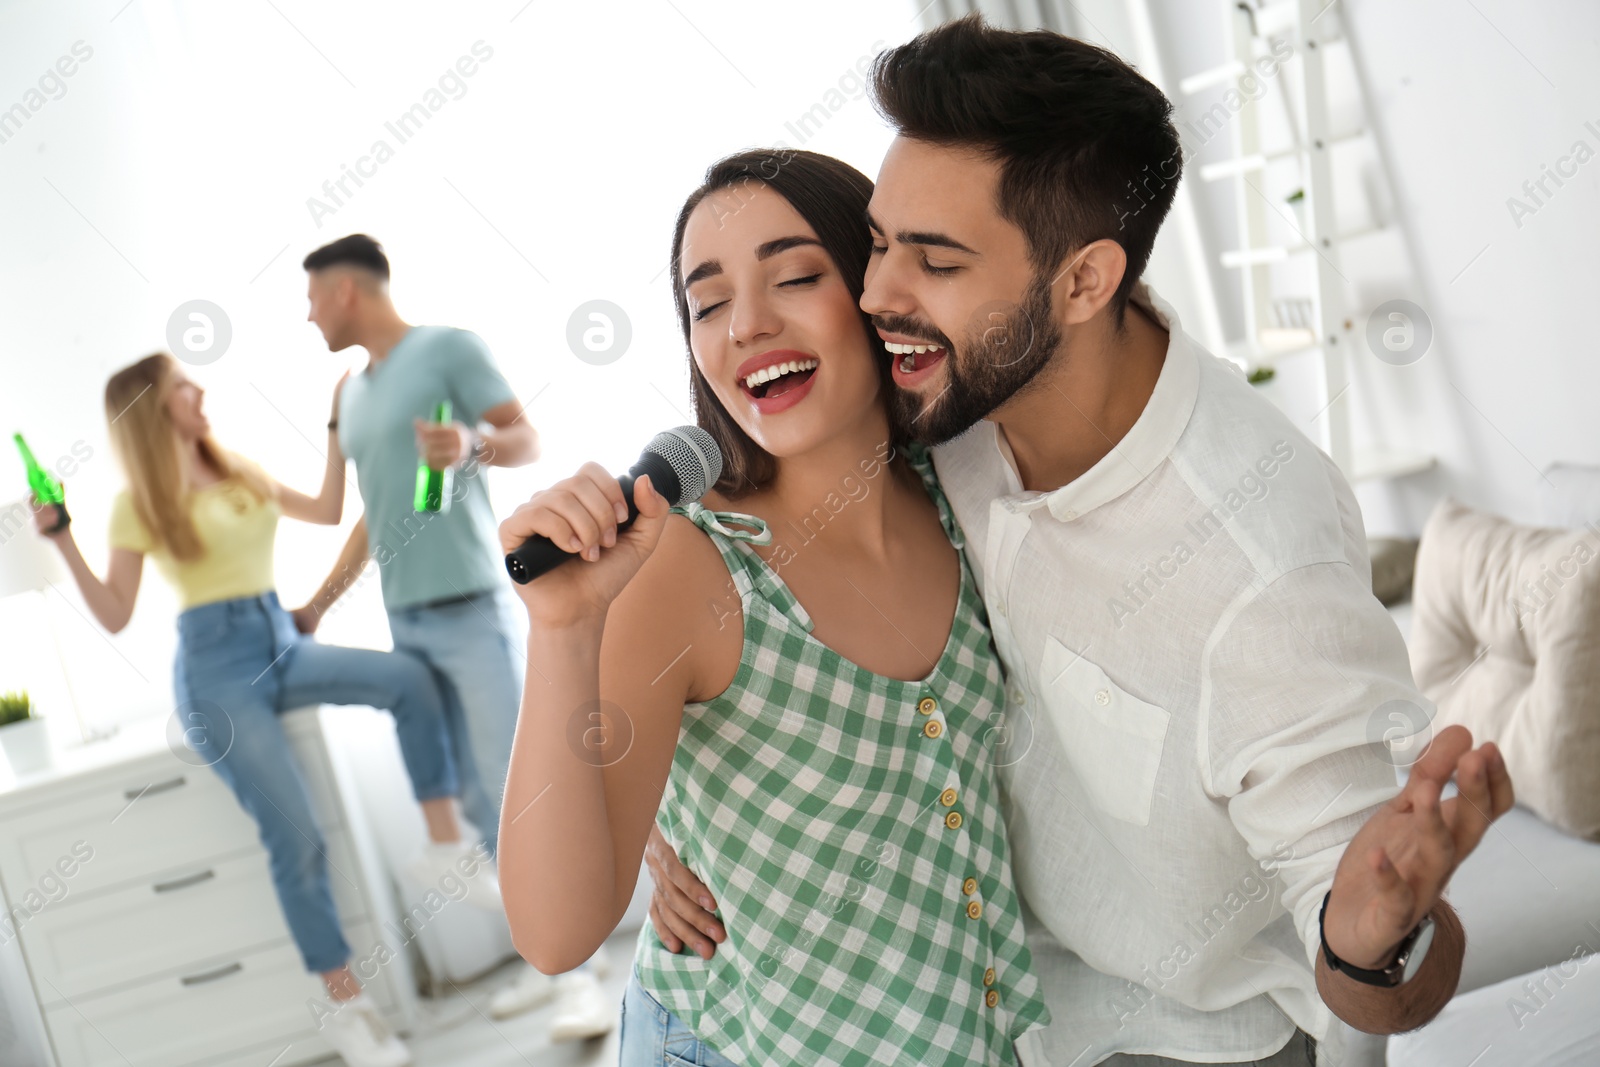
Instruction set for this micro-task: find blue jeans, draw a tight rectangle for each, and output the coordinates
[386,588,522,858]
[173,591,457,974]
[621,970,742,1067]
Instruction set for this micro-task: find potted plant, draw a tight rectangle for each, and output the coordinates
[0,690,52,776]
[1286,187,1307,231]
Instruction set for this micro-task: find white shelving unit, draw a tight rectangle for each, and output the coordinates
[1184,0,1436,484]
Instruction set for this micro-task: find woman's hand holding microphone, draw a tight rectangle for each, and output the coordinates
[498,462,672,629]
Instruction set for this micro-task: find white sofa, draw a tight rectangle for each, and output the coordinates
[1340,604,1600,1065]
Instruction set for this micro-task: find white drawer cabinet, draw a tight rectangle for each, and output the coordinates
[26,847,281,1005]
[0,766,255,899]
[43,940,336,1067]
[0,709,416,1067]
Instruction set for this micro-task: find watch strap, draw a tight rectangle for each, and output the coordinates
[1318,890,1426,988]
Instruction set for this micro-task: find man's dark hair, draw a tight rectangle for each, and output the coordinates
[302,233,391,280]
[869,15,1182,325]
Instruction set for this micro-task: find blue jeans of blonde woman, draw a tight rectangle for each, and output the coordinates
[173,590,457,974]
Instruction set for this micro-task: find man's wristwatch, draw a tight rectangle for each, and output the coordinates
[1318,891,1436,987]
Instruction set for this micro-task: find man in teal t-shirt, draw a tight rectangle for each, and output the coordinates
[292,234,614,1041]
[336,322,512,611]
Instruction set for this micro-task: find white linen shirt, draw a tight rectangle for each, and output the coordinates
[931,284,1420,1066]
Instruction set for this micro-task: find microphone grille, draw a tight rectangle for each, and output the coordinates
[645,425,723,504]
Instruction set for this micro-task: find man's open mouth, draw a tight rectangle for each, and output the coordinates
[886,341,948,382]
[740,357,819,400]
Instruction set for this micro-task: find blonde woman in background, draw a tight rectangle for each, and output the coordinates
[34,352,498,1067]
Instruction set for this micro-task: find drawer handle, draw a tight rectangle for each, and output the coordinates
[126,776,187,801]
[153,869,215,894]
[180,961,242,987]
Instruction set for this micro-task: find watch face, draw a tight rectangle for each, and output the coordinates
[1401,918,1437,983]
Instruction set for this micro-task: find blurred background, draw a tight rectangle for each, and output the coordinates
[1,2,1598,1065]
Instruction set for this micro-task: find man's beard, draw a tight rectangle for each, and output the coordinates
[886,274,1062,446]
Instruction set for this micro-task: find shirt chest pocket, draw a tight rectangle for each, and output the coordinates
[1038,637,1171,827]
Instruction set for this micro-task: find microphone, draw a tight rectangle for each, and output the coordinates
[504,425,723,585]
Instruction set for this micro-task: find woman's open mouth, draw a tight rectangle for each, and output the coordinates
[886,341,947,387]
[740,356,819,414]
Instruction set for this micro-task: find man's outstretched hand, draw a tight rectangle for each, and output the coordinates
[1324,724,1513,970]
[644,824,725,959]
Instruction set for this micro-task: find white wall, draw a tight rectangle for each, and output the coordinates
[1339,0,1600,533]
[0,0,918,733]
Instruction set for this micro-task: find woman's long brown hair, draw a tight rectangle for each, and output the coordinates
[104,352,273,561]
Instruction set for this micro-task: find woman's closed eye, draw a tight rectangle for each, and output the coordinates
[691,273,825,321]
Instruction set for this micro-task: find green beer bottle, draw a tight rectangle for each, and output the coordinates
[413,401,453,514]
[14,433,70,533]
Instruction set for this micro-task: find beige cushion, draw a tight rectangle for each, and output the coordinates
[1410,499,1600,841]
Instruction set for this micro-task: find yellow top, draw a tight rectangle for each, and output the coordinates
[108,459,281,609]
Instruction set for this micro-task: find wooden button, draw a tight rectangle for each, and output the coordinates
[962,877,978,896]
[966,900,982,920]
[984,967,996,986]
[923,719,943,739]
[945,811,963,831]
[985,989,999,1008]
[917,697,937,715]
[939,788,958,807]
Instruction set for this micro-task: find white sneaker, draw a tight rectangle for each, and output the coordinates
[319,993,412,1067]
[489,962,559,1020]
[403,840,503,912]
[548,971,616,1043]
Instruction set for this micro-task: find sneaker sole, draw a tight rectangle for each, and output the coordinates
[549,1018,616,1042]
[488,989,558,1020]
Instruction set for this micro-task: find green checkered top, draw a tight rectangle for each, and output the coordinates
[633,444,1050,1066]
